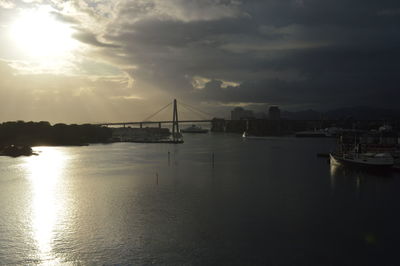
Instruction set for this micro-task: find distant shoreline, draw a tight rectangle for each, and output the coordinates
[0,121,112,157]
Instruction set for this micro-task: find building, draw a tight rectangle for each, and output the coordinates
[231,107,255,120]
[268,106,281,120]
[254,112,267,119]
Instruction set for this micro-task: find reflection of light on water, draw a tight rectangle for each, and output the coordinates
[23,147,67,264]
[329,164,339,191]
[356,176,361,189]
[330,162,341,177]
[329,163,363,196]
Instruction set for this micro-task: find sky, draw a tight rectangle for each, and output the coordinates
[0,0,399,123]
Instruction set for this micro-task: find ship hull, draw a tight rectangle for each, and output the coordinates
[330,153,394,169]
[181,129,208,133]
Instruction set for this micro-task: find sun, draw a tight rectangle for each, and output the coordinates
[9,6,77,58]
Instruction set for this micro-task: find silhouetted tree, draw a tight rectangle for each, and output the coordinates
[0,121,112,147]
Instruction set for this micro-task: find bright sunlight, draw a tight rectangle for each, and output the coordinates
[9,6,77,58]
[24,147,69,264]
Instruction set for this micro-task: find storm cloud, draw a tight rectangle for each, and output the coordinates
[93,0,400,110]
[1,0,400,122]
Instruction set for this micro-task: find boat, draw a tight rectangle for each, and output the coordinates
[128,139,184,144]
[329,130,397,169]
[296,129,328,138]
[330,152,394,169]
[242,131,270,140]
[181,125,208,133]
[296,127,342,138]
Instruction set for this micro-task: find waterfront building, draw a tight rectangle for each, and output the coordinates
[255,112,267,119]
[268,106,281,120]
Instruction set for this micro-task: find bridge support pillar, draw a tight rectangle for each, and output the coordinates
[140,123,143,129]
[172,99,180,141]
[158,122,161,128]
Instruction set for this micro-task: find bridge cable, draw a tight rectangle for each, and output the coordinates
[141,102,172,122]
[181,105,209,120]
[179,102,214,119]
[179,104,209,120]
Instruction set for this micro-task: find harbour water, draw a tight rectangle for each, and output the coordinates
[1,133,400,265]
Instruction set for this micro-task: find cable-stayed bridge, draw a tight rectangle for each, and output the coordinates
[96,99,213,128]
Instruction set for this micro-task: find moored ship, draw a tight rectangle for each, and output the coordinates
[329,130,398,169]
[181,125,208,133]
[330,152,394,168]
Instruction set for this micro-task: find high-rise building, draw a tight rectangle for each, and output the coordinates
[268,106,281,120]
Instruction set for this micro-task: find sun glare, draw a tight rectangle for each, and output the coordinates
[9,7,77,58]
[24,147,68,263]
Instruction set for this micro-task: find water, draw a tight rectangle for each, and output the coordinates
[1,133,400,265]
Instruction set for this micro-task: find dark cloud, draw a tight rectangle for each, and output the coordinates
[92,0,400,110]
[4,0,399,114]
[379,8,400,16]
[192,43,400,109]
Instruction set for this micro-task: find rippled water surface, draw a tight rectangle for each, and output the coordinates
[1,133,400,265]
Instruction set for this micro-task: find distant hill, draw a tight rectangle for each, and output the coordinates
[282,109,321,120]
[325,106,400,120]
[282,106,400,120]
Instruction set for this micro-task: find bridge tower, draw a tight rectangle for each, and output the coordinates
[172,99,180,141]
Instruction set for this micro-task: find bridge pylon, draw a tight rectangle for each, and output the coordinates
[172,99,180,141]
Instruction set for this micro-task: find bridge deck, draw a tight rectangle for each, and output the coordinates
[97,120,212,126]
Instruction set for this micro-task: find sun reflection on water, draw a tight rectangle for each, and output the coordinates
[23,147,68,264]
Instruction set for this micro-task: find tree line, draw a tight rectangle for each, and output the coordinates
[0,121,112,147]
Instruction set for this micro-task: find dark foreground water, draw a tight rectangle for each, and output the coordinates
[1,133,400,265]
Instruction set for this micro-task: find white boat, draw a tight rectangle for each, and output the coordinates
[329,130,399,169]
[181,125,208,133]
[330,152,394,169]
[296,127,342,138]
[242,131,270,140]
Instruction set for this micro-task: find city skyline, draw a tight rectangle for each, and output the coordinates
[0,0,399,123]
